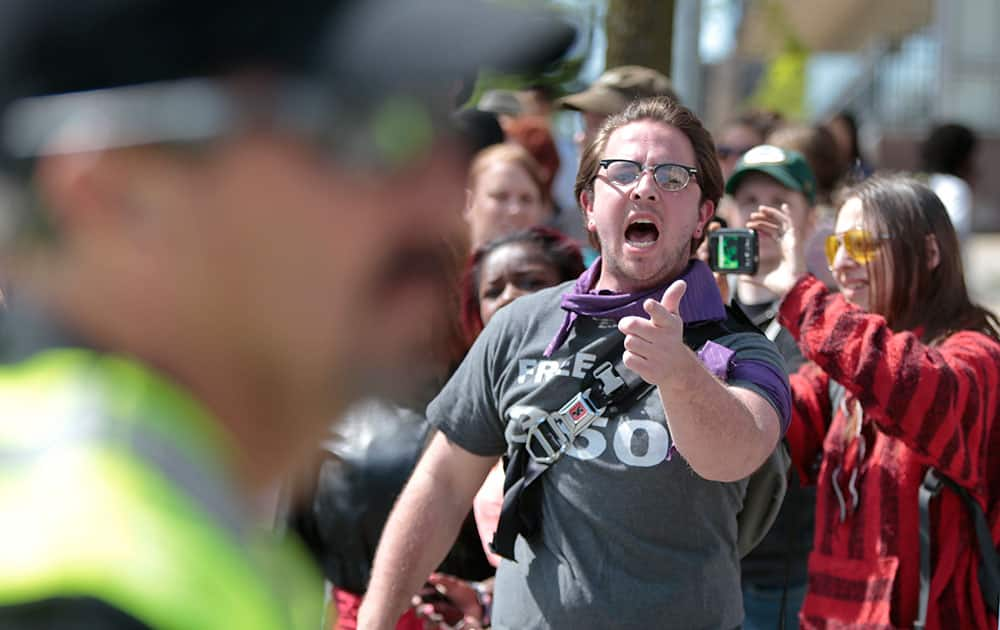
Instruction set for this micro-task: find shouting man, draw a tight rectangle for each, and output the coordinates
[360,98,791,629]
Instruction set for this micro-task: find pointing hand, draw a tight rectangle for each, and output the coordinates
[617,279,687,386]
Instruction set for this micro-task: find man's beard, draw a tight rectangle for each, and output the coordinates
[602,240,691,290]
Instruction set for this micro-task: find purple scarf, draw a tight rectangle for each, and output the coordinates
[544,258,726,357]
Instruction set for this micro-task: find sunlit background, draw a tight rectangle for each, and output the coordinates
[502,0,1000,310]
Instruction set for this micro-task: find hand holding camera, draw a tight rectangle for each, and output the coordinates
[745,203,809,298]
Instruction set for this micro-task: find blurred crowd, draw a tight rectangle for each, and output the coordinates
[292,64,997,630]
[0,3,997,630]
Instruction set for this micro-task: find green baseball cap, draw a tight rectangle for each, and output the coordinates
[725,144,817,205]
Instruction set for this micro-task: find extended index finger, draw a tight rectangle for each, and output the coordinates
[660,279,687,315]
[618,315,656,343]
[643,298,674,327]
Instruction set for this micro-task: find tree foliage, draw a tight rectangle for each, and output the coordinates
[748,0,809,120]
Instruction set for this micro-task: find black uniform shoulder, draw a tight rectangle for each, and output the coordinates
[0,597,151,630]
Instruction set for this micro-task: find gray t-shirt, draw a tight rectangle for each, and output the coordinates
[428,281,788,630]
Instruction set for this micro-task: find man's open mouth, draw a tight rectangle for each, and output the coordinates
[624,219,660,249]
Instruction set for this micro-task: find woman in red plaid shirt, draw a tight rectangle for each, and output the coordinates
[748,174,1000,629]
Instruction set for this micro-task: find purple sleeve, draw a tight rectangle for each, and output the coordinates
[729,358,792,435]
[696,340,733,380]
[695,338,792,435]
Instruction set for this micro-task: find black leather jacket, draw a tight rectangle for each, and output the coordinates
[290,398,493,594]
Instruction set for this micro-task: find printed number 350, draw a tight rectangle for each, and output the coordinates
[567,416,671,467]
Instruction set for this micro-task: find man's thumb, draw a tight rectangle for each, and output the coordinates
[661,279,687,314]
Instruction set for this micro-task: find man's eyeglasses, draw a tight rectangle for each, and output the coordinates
[825,229,890,266]
[598,159,698,192]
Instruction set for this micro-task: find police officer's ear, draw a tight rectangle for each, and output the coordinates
[35,151,109,238]
[35,147,180,244]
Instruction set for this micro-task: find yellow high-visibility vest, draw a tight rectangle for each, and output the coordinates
[0,349,323,629]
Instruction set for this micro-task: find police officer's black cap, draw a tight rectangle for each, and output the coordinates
[0,0,575,135]
[0,0,575,95]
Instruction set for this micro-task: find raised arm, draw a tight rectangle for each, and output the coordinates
[661,356,782,481]
[785,361,833,485]
[619,280,785,481]
[780,275,1000,488]
[357,432,497,630]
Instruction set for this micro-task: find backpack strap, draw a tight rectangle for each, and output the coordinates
[916,468,1000,628]
[491,306,758,560]
[833,376,1000,624]
[915,469,942,630]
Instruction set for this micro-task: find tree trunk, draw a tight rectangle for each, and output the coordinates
[605,0,675,74]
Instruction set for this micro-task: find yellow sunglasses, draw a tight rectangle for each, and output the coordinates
[825,229,889,266]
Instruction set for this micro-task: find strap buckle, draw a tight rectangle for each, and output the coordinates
[592,362,626,399]
[557,392,602,434]
[525,413,571,464]
[921,468,944,496]
[525,391,603,464]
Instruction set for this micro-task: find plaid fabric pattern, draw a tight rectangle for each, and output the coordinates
[779,276,1000,630]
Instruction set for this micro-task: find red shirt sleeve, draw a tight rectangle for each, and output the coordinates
[778,275,1000,491]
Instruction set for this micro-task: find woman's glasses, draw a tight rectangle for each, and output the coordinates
[825,229,890,266]
[598,159,698,192]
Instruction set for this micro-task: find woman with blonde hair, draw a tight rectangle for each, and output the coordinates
[464,143,552,249]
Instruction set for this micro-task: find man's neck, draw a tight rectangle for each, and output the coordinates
[594,276,645,294]
[593,261,686,295]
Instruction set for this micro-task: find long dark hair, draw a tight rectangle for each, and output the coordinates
[459,226,584,344]
[838,175,1000,343]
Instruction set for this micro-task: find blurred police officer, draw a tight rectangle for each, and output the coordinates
[0,1,572,628]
